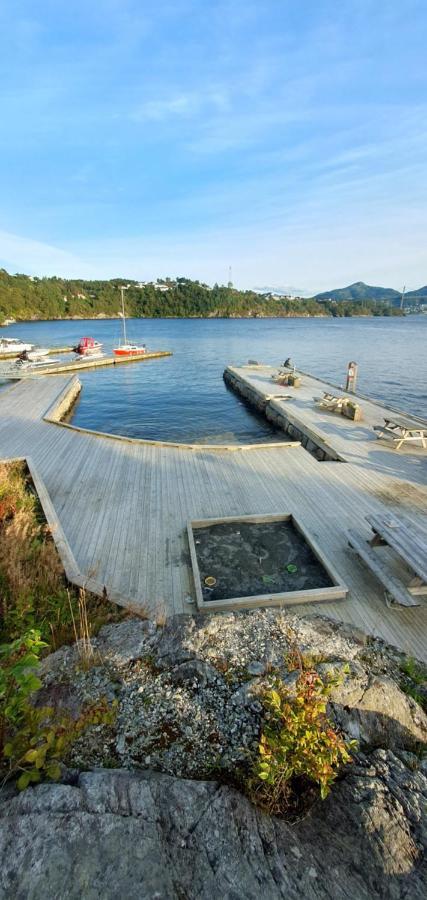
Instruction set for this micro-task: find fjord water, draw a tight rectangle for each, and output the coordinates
[2,316,426,443]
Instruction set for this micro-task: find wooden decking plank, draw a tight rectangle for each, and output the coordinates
[0,375,426,660]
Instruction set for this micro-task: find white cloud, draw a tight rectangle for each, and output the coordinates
[132,88,230,123]
[0,230,99,278]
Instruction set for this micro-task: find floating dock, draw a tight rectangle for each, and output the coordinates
[0,366,425,660]
[0,349,172,377]
[224,363,427,467]
[0,346,73,361]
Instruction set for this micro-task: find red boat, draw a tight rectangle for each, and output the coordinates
[73,337,103,356]
[113,343,146,357]
[113,286,146,357]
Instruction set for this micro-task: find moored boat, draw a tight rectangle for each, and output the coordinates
[16,357,61,370]
[0,337,34,356]
[20,347,50,361]
[73,337,103,356]
[113,343,146,357]
[113,287,146,357]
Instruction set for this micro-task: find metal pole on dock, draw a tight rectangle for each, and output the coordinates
[120,286,127,344]
[346,361,358,393]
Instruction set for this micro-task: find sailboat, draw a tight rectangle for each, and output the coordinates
[113,287,147,357]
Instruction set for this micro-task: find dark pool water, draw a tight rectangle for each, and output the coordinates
[1,316,426,442]
[193,520,334,603]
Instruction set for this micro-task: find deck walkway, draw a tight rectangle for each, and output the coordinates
[0,373,426,661]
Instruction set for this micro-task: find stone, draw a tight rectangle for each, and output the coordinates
[169,660,218,687]
[95,619,153,666]
[0,753,426,899]
[330,675,427,750]
[247,660,265,676]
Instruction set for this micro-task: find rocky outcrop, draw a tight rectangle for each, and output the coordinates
[0,750,426,899]
[38,611,427,778]
[330,672,427,750]
[2,611,427,898]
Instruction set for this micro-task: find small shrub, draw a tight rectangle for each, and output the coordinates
[1,630,116,790]
[248,671,356,815]
[399,656,426,685]
[399,657,427,713]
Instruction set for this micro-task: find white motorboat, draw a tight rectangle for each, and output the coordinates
[14,357,61,371]
[0,337,34,356]
[21,347,50,361]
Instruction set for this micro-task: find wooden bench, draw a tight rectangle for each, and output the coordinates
[314,393,363,421]
[366,514,427,592]
[272,371,301,387]
[347,529,419,607]
[374,417,427,450]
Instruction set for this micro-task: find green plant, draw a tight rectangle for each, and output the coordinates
[399,656,427,685]
[1,630,116,790]
[249,671,356,814]
[3,699,116,790]
[399,657,426,713]
[0,630,46,755]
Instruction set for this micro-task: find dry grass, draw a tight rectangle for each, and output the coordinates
[0,461,128,652]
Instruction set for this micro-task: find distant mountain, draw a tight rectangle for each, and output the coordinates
[405,285,427,299]
[314,282,401,302]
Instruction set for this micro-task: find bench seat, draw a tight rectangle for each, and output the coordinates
[347,530,419,607]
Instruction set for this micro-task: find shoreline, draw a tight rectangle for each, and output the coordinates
[1,310,410,326]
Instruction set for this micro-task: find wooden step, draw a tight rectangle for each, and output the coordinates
[347,530,419,607]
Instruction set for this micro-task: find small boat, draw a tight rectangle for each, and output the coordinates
[113,343,146,357]
[113,288,146,357]
[20,347,50,362]
[14,357,61,371]
[73,336,103,356]
[0,337,34,356]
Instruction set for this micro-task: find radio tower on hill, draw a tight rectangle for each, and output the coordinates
[227,266,233,289]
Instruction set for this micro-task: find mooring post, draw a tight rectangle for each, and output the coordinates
[346,361,358,393]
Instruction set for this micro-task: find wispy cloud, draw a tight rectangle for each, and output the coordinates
[0,230,99,279]
[131,87,230,122]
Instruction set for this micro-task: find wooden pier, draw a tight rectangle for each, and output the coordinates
[0,367,426,660]
[1,349,172,377]
[0,345,73,360]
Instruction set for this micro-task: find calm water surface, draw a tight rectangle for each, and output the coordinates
[1,317,426,442]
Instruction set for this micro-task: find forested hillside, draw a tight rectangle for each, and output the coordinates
[0,270,403,321]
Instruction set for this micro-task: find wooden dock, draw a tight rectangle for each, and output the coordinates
[0,368,426,660]
[0,349,172,377]
[0,346,73,360]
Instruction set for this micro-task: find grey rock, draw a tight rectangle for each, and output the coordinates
[95,619,153,666]
[231,678,264,707]
[330,675,427,750]
[169,659,218,687]
[247,660,265,676]
[0,753,426,899]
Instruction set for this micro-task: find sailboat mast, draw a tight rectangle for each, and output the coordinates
[120,286,127,344]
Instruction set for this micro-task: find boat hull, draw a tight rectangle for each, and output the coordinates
[113,348,146,357]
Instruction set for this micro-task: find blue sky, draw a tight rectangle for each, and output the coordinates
[0,0,426,291]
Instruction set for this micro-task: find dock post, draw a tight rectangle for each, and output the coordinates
[346,361,358,392]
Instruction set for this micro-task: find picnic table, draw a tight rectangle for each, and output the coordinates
[374,416,427,450]
[367,514,427,591]
[348,513,427,607]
